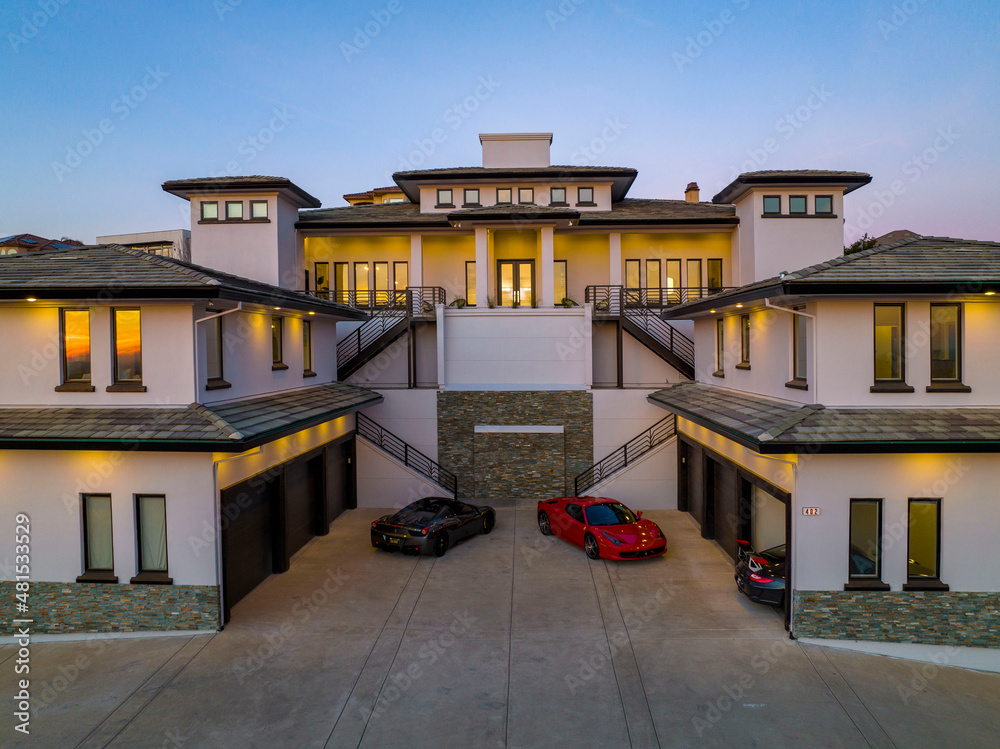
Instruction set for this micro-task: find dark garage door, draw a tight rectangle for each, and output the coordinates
[221,474,278,621]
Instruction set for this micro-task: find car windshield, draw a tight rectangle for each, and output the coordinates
[410,498,454,517]
[760,545,786,564]
[584,503,637,526]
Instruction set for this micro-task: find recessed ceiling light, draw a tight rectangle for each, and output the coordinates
[735,303,743,308]
[986,291,996,296]
[26,297,37,302]
[274,306,281,310]
[308,311,315,315]
[710,309,716,313]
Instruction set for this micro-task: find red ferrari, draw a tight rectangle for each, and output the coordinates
[536,496,666,560]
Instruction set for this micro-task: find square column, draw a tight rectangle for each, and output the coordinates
[609,232,622,285]
[540,225,555,307]
[410,234,423,287]
[475,226,489,306]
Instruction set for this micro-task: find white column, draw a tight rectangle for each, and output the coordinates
[436,303,446,388]
[540,225,555,307]
[609,232,622,285]
[475,226,489,307]
[410,234,423,287]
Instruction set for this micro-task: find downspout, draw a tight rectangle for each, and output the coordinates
[763,299,818,404]
[744,447,798,637]
[212,445,262,629]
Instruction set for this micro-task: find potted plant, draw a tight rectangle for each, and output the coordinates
[487,295,496,309]
[595,299,610,312]
[561,297,577,308]
[450,297,467,308]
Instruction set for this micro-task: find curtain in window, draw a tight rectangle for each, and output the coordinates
[139,496,168,572]
[86,495,113,570]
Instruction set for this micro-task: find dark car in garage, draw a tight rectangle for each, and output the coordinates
[735,539,786,606]
[371,497,495,557]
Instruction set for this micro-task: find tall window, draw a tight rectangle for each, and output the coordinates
[465,261,477,306]
[874,303,905,383]
[625,259,640,289]
[205,314,225,385]
[907,499,942,584]
[303,320,314,375]
[79,494,115,582]
[133,494,169,583]
[112,309,143,387]
[687,259,702,299]
[666,260,682,304]
[707,259,723,294]
[714,318,725,377]
[334,262,349,305]
[315,262,330,293]
[930,303,962,384]
[790,308,807,383]
[646,259,661,304]
[271,317,285,369]
[848,499,883,583]
[555,260,568,303]
[60,309,92,388]
[354,262,370,306]
[393,261,409,305]
[374,261,389,306]
[739,314,751,368]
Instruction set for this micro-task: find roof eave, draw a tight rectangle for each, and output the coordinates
[712,174,873,204]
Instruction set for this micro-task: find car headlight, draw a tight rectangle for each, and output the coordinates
[600,531,623,546]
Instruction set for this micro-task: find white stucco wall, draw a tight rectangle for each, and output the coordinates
[418,183,613,213]
[356,439,448,508]
[346,325,438,388]
[794,453,1000,593]
[587,439,677,510]
[591,323,686,388]
[2,302,196,406]
[0,450,215,586]
[358,389,438,461]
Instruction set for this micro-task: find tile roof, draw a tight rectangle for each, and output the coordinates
[661,235,1000,318]
[648,382,1000,453]
[297,202,451,228]
[712,170,872,204]
[0,233,85,252]
[578,199,737,225]
[161,176,321,208]
[392,165,639,202]
[0,244,366,318]
[0,382,382,451]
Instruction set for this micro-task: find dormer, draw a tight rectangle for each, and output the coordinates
[163,176,321,289]
[713,170,871,285]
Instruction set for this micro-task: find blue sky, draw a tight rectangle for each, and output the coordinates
[1,0,997,244]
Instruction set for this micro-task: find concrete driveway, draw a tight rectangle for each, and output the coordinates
[3,506,999,748]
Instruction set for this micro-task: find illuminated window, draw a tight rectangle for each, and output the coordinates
[112,309,142,385]
[303,320,314,375]
[625,259,640,289]
[907,499,941,582]
[79,494,116,582]
[60,309,92,388]
[465,261,477,306]
[555,260,568,303]
[739,314,750,367]
[315,262,330,292]
[874,303,904,383]
[707,259,723,294]
[271,317,285,369]
[714,318,725,377]
[930,303,961,384]
[201,202,218,220]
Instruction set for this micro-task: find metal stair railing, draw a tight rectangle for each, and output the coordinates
[336,306,408,370]
[574,415,676,496]
[622,306,696,370]
[356,412,458,498]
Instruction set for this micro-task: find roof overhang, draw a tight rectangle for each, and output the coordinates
[713,173,872,204]
[162,178,322,208]
[392,168,638,203]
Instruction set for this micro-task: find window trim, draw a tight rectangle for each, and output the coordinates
[56,308,95,392]
[334,262,349,305]
[465,260,477,306]
[554,259,568,304]
[871,303,914,392]
[205,312,231,390]
[302,319,316,377]
[550,186,567,205]
[902,498,948,591]
[814,194,833,215]
[314,261,330,293]
[462,188,480,208]
[737,313,751,369]
[786,306,808,389]
[271,316,287,370]
[200,201,219,221]
[518,187,534,205]
[78,493,117,584]
[762,195,782,215]
[109,307,146,392]
[496,187,513,205]
[928,302,968,391]
[788,195,807,215]
[844,498,890,590]
[576,186,595,206]
[713,318,725,377]
[435,188,454,208]
[225,200,244,221]
[706,258,723,294]
[249,200,269,221]
[131,494,172,584]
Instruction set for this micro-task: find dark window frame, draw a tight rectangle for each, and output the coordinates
[132,493,172,584]
[625,259,641,290]
[225,200,244,221]
[109,307,145,392]
[788,195,807,215]
[302,319,315,377]
[713,318,725,377]
[845,498,890,590]
[928,302,967,390]
[462,188,480,207]
[576,186,595,205]
[554,259,568,303]
[334,262,349,305]
[762,195,782,215]
[904,498,948,591]
[200,201,219,221]
[707,258,723,293]
[78,493,117,583]
[814,195,833,215]
[249,200,269,220]
[271,316,287,370]
[465,260,477,306]
[518,187,534,205]
[871,303,914,392]
[496,187,513,205]
[738,313,751,369]
[550,186,567,205]
[205,312,230,390]
[436,188,454,208]
[315,261,330,293]
[786,307,808,388]
[57,307,94,392]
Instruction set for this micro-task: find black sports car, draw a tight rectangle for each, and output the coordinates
[371,497,496,557]
[735,539,787,606]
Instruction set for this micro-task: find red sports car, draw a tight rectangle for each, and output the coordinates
[536,496,666,560]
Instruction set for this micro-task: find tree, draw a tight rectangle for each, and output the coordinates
[845,233,878,255]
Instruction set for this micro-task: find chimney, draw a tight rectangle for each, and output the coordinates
[685,182,700,203]
[480,133,552,168]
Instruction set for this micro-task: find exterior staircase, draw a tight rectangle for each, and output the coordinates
[356,412,458,498]
[574,414,676,495]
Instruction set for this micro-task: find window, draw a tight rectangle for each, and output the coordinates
[465,261,477,306]
[847,499,887,588]
[551,187,566,204]
[518,187,534,204]
[625,259,640,289]
[271,316,286,369]
[707,259,723,294]
[58,309,92,391]
[374,261,389,306]
[686,259,702,299]
[577,186,594,204]
[791,307,807,384]
[315,262,330,293]
[205,313,229,389]
[250,200,268,219]
[133,494,170,584]
[334,262,349,305]
[555,260,568,303]
[789,195,807,214]
[354,262,370,306]
[930,303,964,386]
[646,259,661,305]
[763,195,781,215]
[815,195,833,214]
[436,188,453,207]
[393,261,409,305]
[463,188,480,206]
[666,260,681,304]
[201,201,218,221]
[905,499,947,590]
[873,303,911,390]
[79,494,115,583]
[111,308,143,390]
[225,201,243,220]
[739,314,751,368]
[303,320,314,376]
[714,318,725,377]
[496,187,512,205]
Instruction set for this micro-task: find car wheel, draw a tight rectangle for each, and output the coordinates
[433,532,449,557]
[584,534,600,560]
[538,511,551,536]
[482,513,495,535]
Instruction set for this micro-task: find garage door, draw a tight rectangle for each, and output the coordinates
[711,459,739,560]
[221,474,278,621]
[325,439,353,523]
[284,458,318,558]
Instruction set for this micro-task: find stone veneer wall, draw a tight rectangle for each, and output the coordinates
[0,581,219,635]
[438,391,593,499]
[794,591,1000,648]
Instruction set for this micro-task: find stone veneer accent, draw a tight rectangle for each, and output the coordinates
[438,391,593,499]
[0,581,219,635]
[794,590,1000,648]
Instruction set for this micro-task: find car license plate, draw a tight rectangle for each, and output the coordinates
[388,537,401,545]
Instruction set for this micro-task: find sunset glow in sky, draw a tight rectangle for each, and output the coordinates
[1,1,997,246]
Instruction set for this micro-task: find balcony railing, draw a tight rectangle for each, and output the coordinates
[575,415,676,495]
[585,285,734,315]
[305,287,445,317]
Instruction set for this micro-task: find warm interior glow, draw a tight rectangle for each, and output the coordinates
[114,309,142,381]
